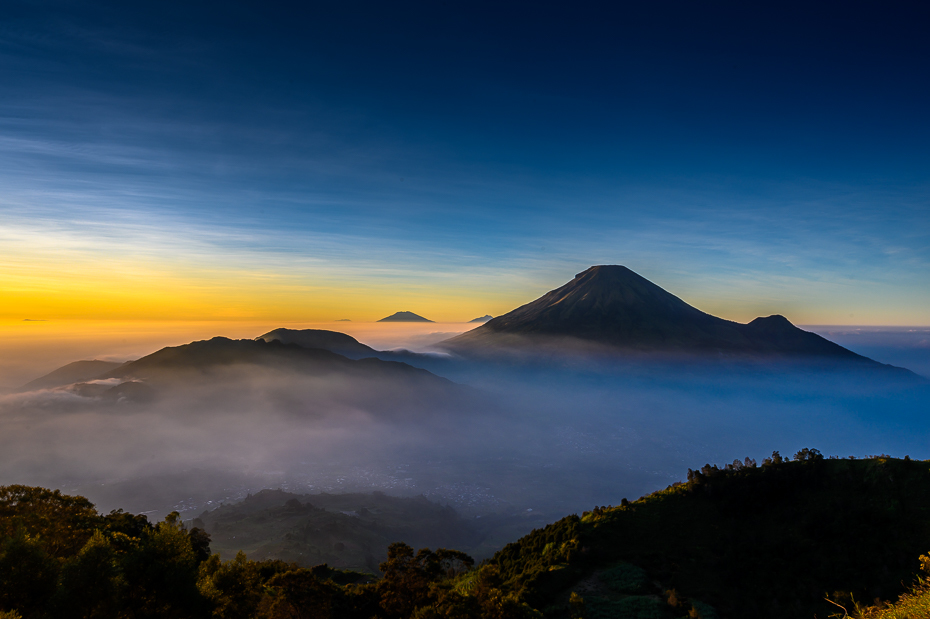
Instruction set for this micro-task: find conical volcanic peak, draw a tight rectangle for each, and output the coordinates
[454,265,747,351]
[481,265,719,336]
[443,265,893,366]
[378,311,433,322]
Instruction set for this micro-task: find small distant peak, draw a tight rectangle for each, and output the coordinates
[746,315,797,332]
[378,311,433,323]
[468,315,493,323]
[749,315,793,326]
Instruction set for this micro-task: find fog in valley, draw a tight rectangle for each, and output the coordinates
[1,324,928,559]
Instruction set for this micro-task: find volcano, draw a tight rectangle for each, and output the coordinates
[441,265,889,364]
[378,311,433,322]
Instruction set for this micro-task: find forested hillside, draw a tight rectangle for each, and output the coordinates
[5,453,930,618]
[0,485,533,619]
[490,451,930,618]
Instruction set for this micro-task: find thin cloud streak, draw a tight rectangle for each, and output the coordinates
[1,2,928,324]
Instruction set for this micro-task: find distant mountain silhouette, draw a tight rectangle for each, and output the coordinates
[468,315,493,323]
[99,337,449,387]
[16,336,464,415]
[88,336,467,416]
[19,359,126,392]
[199,489,480,570]
[378,311,433,322]
[257,328,378,359]
[442,265,903,368]
[255,328,446,368]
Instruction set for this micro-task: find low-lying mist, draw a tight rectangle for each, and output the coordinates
[805,326,930,379]
[0,320,476,391]
[1,327,928,554]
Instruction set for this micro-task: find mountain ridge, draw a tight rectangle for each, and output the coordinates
[98,337,450,386]
[17,359,128,392]
[256,328,379,359]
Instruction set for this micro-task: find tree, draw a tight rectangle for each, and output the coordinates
[119,512,208,618]
[51,531,121,619]
[0,485,100,557]
[793,448,823,462]
[198,552,263,619]
[379,543,436,618]
[0,528,59,617]
[261,569,337,619]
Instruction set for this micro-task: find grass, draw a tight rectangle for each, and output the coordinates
[846,578,930,619]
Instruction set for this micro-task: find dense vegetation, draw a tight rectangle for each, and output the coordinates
[0,485,534,619]
[6,452,930,618]
[846,556,930,618]
[490,450,930,618]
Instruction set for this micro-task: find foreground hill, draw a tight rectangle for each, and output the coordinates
[443,266,908,373]
[0,484,534,619]
[490,452,930,618]
[5,455,930,618]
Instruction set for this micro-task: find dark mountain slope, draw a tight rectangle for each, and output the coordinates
[491,454,930,619]
[18,359,126,392]
[469,266,736,345]
[100,337,449,387]
[256,328,379,359]
[255,328,454,375]
[741,313,862,357]
[92,337,468,418]
[443,266,889,367]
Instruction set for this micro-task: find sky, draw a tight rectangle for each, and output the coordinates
[1,0,929,329]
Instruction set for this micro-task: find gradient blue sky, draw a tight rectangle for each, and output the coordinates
[1,1,928,324]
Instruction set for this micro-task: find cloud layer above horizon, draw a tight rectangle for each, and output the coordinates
[1,1,928,325]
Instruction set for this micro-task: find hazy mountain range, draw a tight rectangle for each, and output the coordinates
[18,265,916,395]
[4,264,927,570]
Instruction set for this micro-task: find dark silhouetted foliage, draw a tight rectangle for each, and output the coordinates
[5,454,930,619]
[490,453,930,618]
